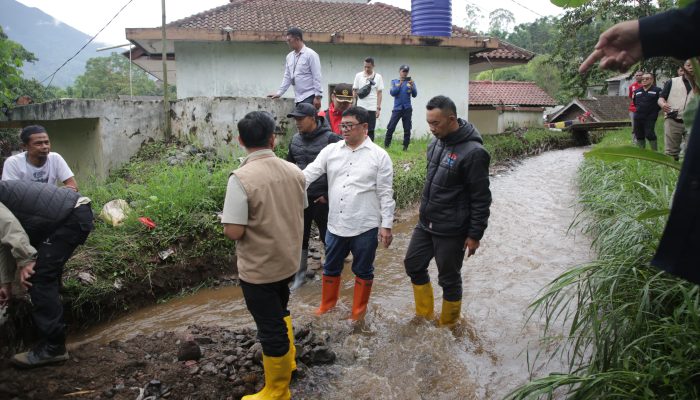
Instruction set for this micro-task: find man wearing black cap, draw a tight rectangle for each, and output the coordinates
[384,65,417,150]
[286,103,341,290]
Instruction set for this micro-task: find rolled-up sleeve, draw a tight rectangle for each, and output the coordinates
[376,152,395,229]
[0,203,36,284]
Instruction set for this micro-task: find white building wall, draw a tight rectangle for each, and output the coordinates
[175,41,471,137]
[498,110,545,133]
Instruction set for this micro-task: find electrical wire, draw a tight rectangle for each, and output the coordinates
[40,0,137,88]
[507,0,545,18]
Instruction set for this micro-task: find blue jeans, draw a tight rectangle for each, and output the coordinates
[323,228,378,280]
[384,108,413,148]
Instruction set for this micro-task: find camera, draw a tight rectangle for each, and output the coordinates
[667,109,679,120]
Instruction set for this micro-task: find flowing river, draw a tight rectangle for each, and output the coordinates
[70,147,594,399]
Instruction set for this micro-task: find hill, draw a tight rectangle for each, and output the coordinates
[0,0,110,87]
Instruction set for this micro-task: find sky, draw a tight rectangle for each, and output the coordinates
[15,0,564,46]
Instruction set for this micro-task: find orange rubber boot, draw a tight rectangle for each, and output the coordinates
[315,275,341,315]
[350,277,373,321]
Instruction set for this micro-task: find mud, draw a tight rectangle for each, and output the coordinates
[0,323,336,400]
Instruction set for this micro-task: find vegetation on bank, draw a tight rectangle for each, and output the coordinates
[507,129,699,399]
[56,128,586,322]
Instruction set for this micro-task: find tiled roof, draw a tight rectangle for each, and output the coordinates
[577,96,630,121]
[469,81,556,106]
[470,40,534,62]
[168,0,475,37]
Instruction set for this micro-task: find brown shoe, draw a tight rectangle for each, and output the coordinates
[12,345,69,369]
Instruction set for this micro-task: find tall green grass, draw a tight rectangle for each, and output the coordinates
[507,129,700,399]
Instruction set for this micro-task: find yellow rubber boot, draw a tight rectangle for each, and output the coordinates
[412,282,434,319]
[283,315,297,372]
[241,350,293,400]
[439,299,462,326]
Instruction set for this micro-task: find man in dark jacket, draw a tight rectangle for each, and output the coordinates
[632,72,662,150]
[286,103,341,289]
[403,95,491,326]
[0,180,93,368]
[579,0,700,282]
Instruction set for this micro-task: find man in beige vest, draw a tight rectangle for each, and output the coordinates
[222,111,306,400]
[659,59,696,160]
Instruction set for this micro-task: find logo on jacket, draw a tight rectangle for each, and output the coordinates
[445,152,458,167]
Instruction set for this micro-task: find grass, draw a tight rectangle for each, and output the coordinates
[60,127,591,323]
[506,128,700,399]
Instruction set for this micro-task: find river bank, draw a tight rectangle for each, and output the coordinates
[0,129,598,358]
[2,143,595,399]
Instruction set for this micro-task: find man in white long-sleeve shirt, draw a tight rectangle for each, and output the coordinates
[304,106,395,321]
[268,27,323,109]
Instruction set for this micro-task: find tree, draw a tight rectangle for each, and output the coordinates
[552,0,677,99]
[506,16,559,55]
[488,8,515,39]
[72,52,163,99]
[464,3,484,33]
[0,26,37,110]
[475,55,565,103]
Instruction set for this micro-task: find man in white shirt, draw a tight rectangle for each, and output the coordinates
[353,57,384,141]
[304,106,395,321]
[268,27,323,109]
[2,125,77,191]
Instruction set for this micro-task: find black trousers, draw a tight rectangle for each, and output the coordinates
[240,275,293,357]
[303,199,328,249]
[633,117,658,141]
[367,111,377,141]
[403,225,467,302]
[296,94,315,106]
[29,204,93,347]
[384,108,413,148]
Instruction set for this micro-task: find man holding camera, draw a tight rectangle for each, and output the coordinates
[658,59,696,161]
[384,64,418,151]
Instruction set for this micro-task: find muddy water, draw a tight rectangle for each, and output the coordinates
[71,148,593,399]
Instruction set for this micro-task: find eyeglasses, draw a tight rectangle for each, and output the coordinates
[339,123,361,131]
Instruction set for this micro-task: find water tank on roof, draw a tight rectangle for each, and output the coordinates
[411,0,452,37]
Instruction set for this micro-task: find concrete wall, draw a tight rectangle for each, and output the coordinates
[470,108,544,134]
[499,110,544,132]
[469,109,499,134]
[0,97,296,182]
[175,41,471,137]
[171,96,294,152]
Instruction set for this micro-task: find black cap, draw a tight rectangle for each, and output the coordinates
[399,64,410,71]
[287,102,317,118]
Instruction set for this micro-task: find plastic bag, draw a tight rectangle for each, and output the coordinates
[100,199,131,226]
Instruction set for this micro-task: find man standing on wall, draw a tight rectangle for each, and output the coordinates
[222,111,306,399]
[2,125,78,191]
[353,57,384,141]
[628,70,644,143]
[286,103,341,290]
[304,106,395,321]
[268,27,323,109]
[1,180,93,368]
[384,64,417,151]
[325,83,354,135]
[404,95,491,327]
[658,59,696,161]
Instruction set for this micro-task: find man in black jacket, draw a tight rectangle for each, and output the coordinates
[286,103,341,290]
[579,0,699,282]
[403,96,491,326]
[632,72,662,150]
[0,180,93,368]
